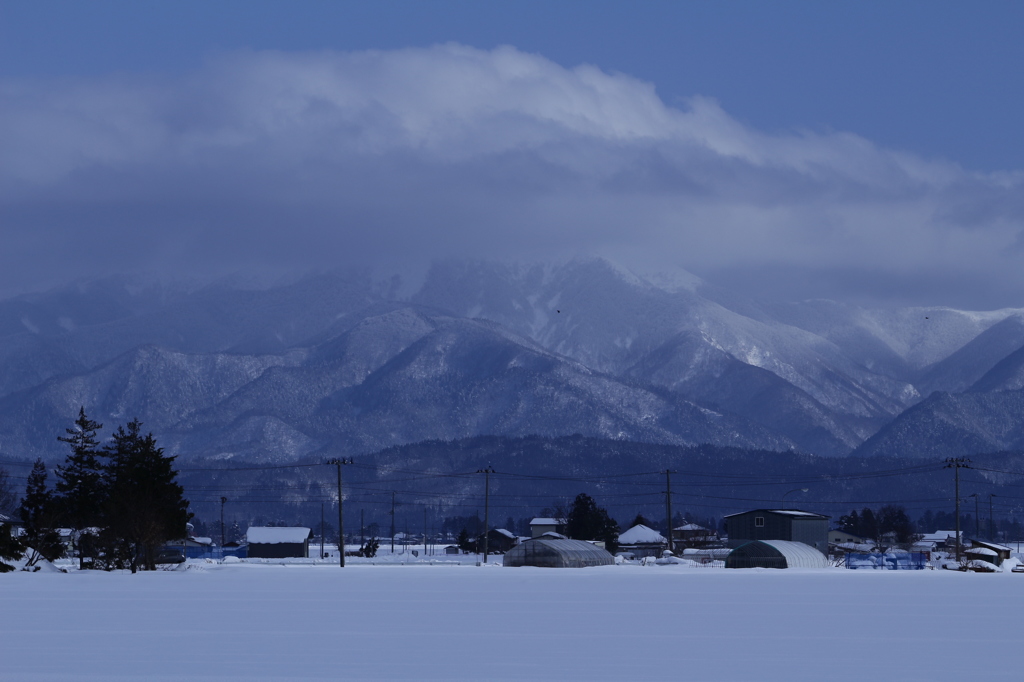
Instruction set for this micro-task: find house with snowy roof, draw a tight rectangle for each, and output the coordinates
[724,509,829,554]
[481,528,519,554]
[530,518,566,538]
[914,531,961,553]
[617,524,668,558]
[672,522,720,549]
[246,526,311,559]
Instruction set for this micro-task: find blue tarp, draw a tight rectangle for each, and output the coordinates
[846,552,927,570]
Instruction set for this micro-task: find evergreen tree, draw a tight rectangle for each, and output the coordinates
[859,508,879,542]
[878,505,916,546]
[0,466,16,518]
[0,522,25,572]
[18,459,64,566]
[838,509,860,535]
[103,419,191,572]
[55,408,105,569]
[566,493,620,552]
[456,528,473,553]
[630,513,651,528]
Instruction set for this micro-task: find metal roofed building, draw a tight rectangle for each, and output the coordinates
[529,518,566,538]
[246,526,311,559]
[503,537,614,568]
[725,540,829,569]
[724,509,829,554]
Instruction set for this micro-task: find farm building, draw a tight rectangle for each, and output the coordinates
[617,524,668,558]
[724,509,829,554]
[967,540,1012,566]
[672,523,720,549]
[482,528,518,554]
[829,529,871,546]
[503,537,614,568]
[725,540,829,569]
[529,518,566,538]
[246,527,311,559]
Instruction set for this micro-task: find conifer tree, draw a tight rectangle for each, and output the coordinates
[566,493,620,553]
[19,459,64,566]
[0,466,16,519]
[0,522,25,573]
[55,408,105,569]
[104,419,191,572]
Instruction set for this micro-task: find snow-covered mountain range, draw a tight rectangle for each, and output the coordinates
[2,257,1023,462]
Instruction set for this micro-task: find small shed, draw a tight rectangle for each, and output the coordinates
[246,527,311,559]
[443,545,460,555]
[504,538,614,568]
[483,528,518,554]
[968,540,1012,566]
[726,540,829,569]
[617,524,668,558]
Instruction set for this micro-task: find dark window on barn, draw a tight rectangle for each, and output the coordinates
[755,517,764,527]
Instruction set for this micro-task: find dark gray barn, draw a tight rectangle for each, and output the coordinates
[724,509,829,554]
[246,527,311,559]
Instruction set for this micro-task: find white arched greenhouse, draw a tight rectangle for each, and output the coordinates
[725,540,829,569]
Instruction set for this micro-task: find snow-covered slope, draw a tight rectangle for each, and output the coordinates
[3,259,1024,462]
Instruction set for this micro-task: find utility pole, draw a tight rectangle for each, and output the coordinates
[360,508,365,547]
[664,470,676,554]
[320,502,325,560]
[989,494,997,542]
[945,457,971,561]
[391,492,397,553]
[477,466,496,563]
[220,496,227,549]
[970,493,980,539]
[424,507,428,557]
[328,457,354,567]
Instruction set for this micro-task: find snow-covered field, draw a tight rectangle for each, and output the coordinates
[2,561,1021,681]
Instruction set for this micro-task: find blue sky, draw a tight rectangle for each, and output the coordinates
[1,1,1022,306]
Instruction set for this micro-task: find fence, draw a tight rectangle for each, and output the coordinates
[845,552,928,570]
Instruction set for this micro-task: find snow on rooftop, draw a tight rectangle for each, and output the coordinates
[966,547,998,556]
[920,531,960,542]
[674,523,709,532]
[769,510,822,517]
[493,529,515,538]
[530,518,564,525]
[247,527,310,545]
[723,509,827,519]
[618,524,667,545]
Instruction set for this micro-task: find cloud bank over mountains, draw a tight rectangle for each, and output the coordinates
[2,44,1022,306]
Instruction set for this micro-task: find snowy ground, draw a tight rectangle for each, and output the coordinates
[2,561,1022,681]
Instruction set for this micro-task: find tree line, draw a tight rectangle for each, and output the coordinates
[0,408,190,573]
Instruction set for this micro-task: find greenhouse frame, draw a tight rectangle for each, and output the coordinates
[503,538,614,568]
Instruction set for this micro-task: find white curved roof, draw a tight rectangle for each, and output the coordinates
[758,540,829,568]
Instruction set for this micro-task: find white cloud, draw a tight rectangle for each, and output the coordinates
[0,44,1021,306]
